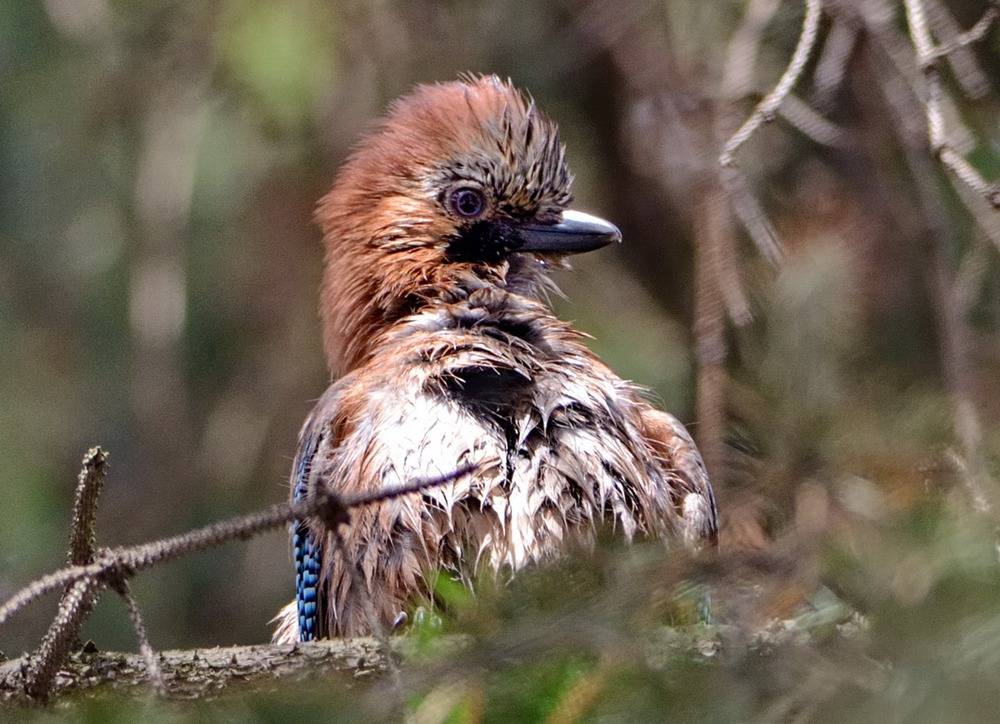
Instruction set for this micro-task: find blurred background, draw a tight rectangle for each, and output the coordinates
[2,0,1000,718]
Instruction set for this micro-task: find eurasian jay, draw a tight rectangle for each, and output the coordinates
[272,75,717,642]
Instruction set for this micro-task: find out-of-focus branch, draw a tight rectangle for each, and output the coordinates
[719,0,823,170]
[865,20,1000,252]
[924,0,995,92]
[720,0,782,101]
[719,0,823,264]
[872,37,999,534]
[904,0,1000,208]
[694,188,735,482]
[953,234,992,314]
[779,94,850,148]
[811,19,858,111]
[714,0,782,325]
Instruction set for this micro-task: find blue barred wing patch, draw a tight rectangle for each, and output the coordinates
[293,433,322,641]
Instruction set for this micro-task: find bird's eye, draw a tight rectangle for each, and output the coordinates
[449,187,487,219]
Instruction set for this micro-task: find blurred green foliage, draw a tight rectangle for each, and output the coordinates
[2,0,1000,720]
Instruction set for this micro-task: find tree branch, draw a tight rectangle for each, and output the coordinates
[0,454,479,700]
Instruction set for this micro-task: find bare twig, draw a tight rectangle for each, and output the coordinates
[719,166,783,264]
[21,578,105,699]
[779,94,851,148]
[0,566,101,629]
[0,463,479,631]
[720,0,782,102]
[719,0,823,264]
[712,0,781,321]
[112,579,166,695]
[719,0,823,169]
[0,459,480,700]
[865,23,991,218]
[873,38,999,534]
[22,448,110,698]
[924,0,995,92]
[812,19,859,112]
[904,0,1000,208]
[952,234,992,313]
[950,178,1000,255]
[68,447,108,566]
[939,147,1000,205]
[856,0,926,98]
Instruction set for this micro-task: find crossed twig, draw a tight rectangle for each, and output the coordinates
[904,0,1000,206]
[0,447,478,700]
[719,0,823,265]
[721,0,1000,257]
[716,0,1000,537]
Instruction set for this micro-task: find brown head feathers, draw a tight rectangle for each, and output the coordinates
[316,75,574,375]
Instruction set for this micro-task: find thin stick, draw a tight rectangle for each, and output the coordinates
[113,580,167,696]
[22,449,110,699]
[718,0,823,264]
[21,578,105,699]
[713,0,780,307]
[719,0,823,168]
[874,39,999,533]
[812,19,859,112]
[720,0,782,102]
[0,463,480,630]
[68,447,108,566]
[0,566,102,628]
[925,0,996,87]
[779,94,850,148]
[904,0,1000,208]
[719,166,783,264]
[866,22,1000,250]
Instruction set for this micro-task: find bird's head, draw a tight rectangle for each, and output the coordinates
[317,75,620,374]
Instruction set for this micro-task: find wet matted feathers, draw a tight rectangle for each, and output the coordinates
[273,75,717,641]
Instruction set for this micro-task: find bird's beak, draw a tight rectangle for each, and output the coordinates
[516,210,621,254]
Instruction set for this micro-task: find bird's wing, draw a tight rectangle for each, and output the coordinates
[640,408,719,550]
[289,382,348,642]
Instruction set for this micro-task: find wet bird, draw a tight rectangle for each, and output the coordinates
[272,75,717,642]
